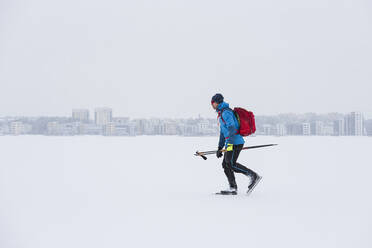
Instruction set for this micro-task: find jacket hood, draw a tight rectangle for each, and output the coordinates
[216,102,229,112]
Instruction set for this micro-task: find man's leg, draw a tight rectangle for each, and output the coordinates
[222,151,237,189]
[230,144,258,178]
[230,144,262,193]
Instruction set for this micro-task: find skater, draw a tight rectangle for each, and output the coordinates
[211,93,262,195]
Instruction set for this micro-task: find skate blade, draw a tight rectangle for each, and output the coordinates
[215,192,237,195]
[246,176,262,195]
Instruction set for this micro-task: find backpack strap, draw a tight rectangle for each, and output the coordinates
[218,107,233,124]
[218,108,240,136]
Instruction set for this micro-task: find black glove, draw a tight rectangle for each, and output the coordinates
[216,147,223,158]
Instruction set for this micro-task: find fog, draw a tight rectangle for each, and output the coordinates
[1,0,371,118]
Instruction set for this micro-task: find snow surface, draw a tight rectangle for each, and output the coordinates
[0,136,371,248]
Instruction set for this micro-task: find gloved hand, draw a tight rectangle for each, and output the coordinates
[216,147,223,158]
[226,143,233,152]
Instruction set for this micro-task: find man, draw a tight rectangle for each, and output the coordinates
[211,93,262,195]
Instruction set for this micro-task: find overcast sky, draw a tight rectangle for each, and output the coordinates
[0,0,371,118]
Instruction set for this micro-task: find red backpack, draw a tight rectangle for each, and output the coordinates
[220,107,256,136]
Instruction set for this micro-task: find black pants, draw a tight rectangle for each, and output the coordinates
[222,144,257,189]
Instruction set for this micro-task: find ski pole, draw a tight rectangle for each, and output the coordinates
[194,144,278,160]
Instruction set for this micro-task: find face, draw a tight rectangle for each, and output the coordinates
[211,102,219,110]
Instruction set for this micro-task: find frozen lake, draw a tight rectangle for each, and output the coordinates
[0,136,371,248]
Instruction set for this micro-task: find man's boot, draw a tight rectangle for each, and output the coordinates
[217,186,238,195]
[247,173,262,195]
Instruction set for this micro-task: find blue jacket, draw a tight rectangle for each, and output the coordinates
[217,102,245,148]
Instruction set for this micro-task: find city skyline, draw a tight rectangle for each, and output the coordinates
[1,107,372,119]
[1,107,371,136]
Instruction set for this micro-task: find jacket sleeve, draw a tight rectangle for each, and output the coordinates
[218,131,225,149]
[222,110,237,146]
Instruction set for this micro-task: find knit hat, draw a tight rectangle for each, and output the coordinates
[211,93,224,104]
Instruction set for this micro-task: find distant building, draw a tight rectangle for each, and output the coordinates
[322,124,334,136]
[344,112,363,136]
[80,123,103,135]
[286,123,303,136]
[333,119,344,136]
[183,124,199,136]
[132,119,144,135]
[302,123,311,136]
[114,125,130,136]
[59,123,79,135]
[0,122,9,135]
[128,122,137,136]
[113,117,130,125]
[164,122,178,135]
[47,122,79,135]
[311,121,324,136]
[10,121,24,135]
[198,119,209,133]
[47,122,60,135]
[72,109,89,123]
[263,124,271,135]
[95,107,112,126]
[365,119,372,136]
[275,124,286,136]
[104,122,116,136]
[197,119,216,135]
[144,120,157,135]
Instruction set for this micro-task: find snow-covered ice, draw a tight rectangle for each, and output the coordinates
[0,136,371,248]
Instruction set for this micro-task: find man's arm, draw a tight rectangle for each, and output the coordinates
[218,131,225,149]
[222,110,237,147]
